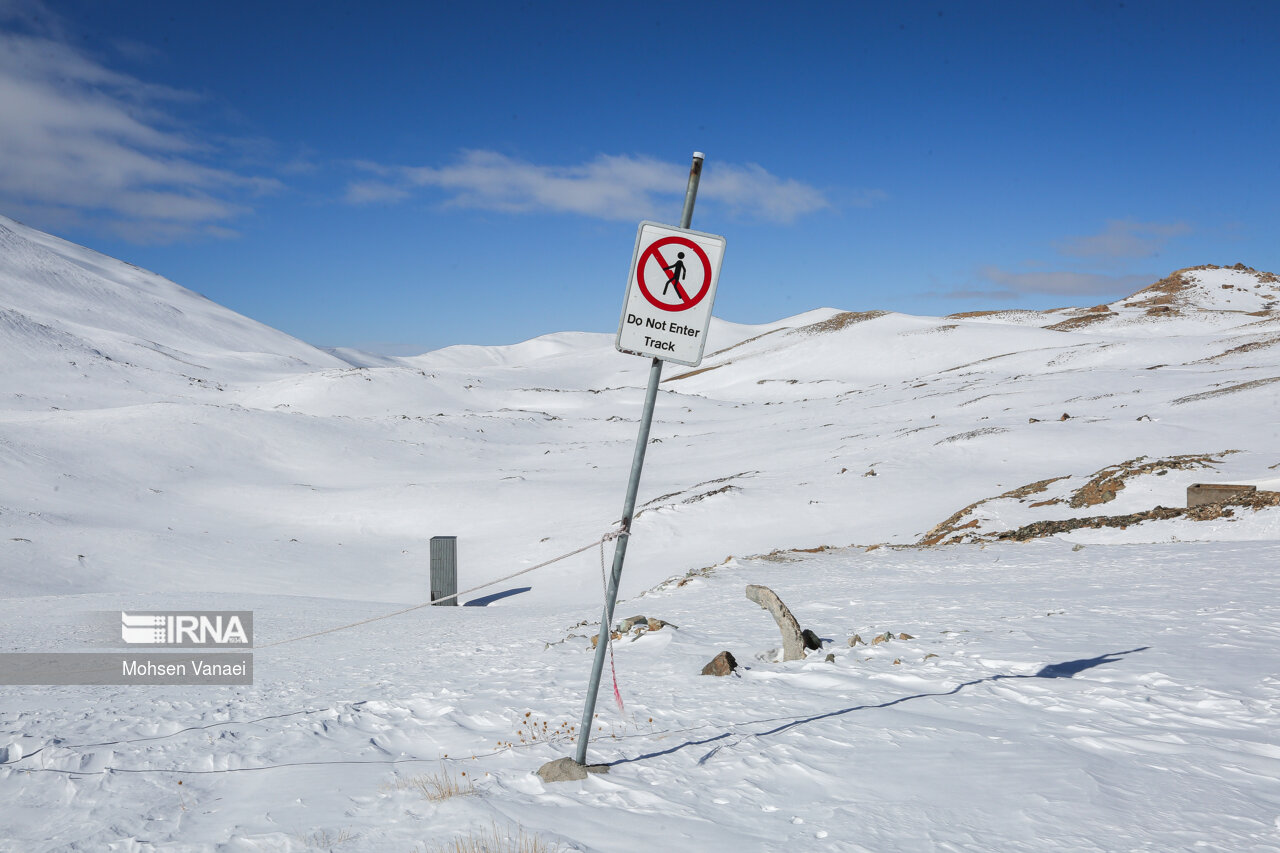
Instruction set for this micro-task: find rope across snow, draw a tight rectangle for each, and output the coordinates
[258,528,623,649]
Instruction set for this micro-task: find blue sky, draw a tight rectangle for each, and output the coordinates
[1,1,1277,353]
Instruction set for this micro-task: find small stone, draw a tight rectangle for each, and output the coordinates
[924,653,939,661]
[848,634,864,647]
[897,632,914,641]
[871,632,893,646]
[892,658,902,665]
[536,757,608,783]
[863,469,877,477]
[1028,417,1041,423]
[590,631,622,648]
[801,629,823,650]
[1072,544,1085,552]
[1060,412,1071,421]
[824,653,836,663]
[701,650,738,676]
[646,617,674,631]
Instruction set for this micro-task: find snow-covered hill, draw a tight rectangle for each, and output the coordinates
[1,225,1277,851]
[0,215,344,410]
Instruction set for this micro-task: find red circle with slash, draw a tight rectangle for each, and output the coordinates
[636,236,712,312]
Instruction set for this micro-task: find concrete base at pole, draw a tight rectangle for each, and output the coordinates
[536,756,610,783]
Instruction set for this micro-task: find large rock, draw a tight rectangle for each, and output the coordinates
[745,584,807,661]
[617,614,648,632]
[701,650,738,676]
[536,757,609,782]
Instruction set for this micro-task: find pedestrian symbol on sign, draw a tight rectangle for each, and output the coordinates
[663,252,687,299]
[636,236,713,312]
[615,219,725,367]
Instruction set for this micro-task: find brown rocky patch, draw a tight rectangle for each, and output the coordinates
[796,310,889,335]
[1044,312,1115,332]
[1067,453,1234,509]
[995,490,1280,542]
[1121,264,1280,311]
[918,476,1069,545]
[703,327,785,359]
[1191,335,1280,364]
[1123,270,1191,308]
[664,362,728,382]
[945,309,1004,319]
[1172,376,1280,405]
[921,456,1235,545]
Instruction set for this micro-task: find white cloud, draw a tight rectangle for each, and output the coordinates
[344,181,411,205]
[1055,219,1192,259]
[0,28,278,242]
[346,150,841,224]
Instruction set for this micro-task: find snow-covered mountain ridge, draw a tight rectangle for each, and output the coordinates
[2,220,1279,852]
[1,218,1277,602]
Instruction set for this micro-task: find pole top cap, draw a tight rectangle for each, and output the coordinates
[692,151,705,161]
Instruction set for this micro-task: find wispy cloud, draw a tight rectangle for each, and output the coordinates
[344,180,411,205]
[942,288,1019,301]
[0,23,278,242]
[1055,219,1192,259]
[973,267,1154,297]
[345,150,843,224]
[961,218,1191,302]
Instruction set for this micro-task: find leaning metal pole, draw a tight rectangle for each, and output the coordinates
[573,152,704,766]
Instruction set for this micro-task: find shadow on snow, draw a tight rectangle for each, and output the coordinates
[606,646,1150,768]
[464,586,532,606]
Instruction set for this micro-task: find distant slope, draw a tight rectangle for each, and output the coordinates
[1116,263,1280,313]
[0,219,1276,604]
[948,264,1280,336]
[0,214,343,409]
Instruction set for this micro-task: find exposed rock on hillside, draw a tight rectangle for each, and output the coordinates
[919,453,1251,546]
[794,310,889,335]
[1115,264,1280,315]
[995,490,1280,542]
[1067,454,1234,508]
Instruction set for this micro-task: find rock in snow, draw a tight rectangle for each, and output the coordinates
[701,650,738,676]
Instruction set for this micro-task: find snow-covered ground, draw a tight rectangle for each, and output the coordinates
[1,214,1278,851]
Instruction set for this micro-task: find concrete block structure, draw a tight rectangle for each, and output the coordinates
[430,536,458,605]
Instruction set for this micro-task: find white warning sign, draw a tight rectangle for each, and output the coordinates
[615,221,725,367]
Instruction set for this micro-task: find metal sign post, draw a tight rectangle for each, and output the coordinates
[572,152,718,768]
